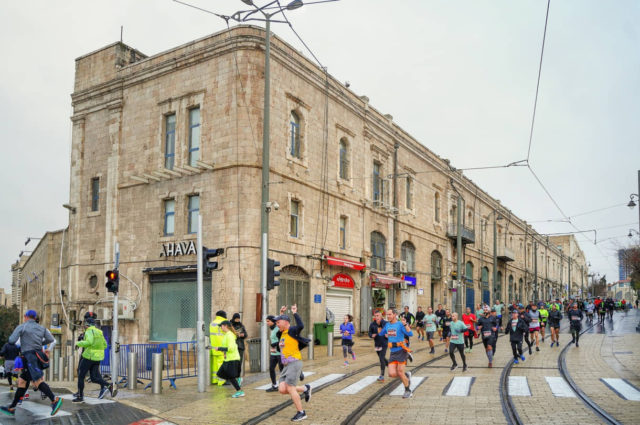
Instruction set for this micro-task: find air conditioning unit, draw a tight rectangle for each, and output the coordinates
[99,300,135,321]
[100,307,112,321]
[398,260,408,273]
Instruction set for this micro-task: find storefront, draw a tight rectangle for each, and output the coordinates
[370,273,404,314]
[323,256,364,336]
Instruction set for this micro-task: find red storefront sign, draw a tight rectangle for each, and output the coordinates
[332,273,355,289]
[324,255,366,271]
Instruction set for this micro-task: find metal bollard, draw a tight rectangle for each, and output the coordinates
[128,351,138,390]
[327,335,334,357]
[67,355,74,381]
[307,333,314,360]
[151,352,163,394]
[204,346,211,387]
[58,357,65,382]
[53,349,60,381]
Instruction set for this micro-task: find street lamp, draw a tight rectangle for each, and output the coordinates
[626,170,639,330]
[628,229,639,238]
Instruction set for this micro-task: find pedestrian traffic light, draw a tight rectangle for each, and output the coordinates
[105,269,119,293]
[203,247,224,273]
[267,258,280,290]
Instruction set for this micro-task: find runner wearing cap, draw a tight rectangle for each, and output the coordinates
[379,308,413,398]
[505,310,527,364]
[476,306,498,368]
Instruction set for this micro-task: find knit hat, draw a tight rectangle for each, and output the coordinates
[266,315,276,322]
[232,313,241,321]
[25,309,37,319]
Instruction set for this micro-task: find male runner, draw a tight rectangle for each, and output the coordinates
[547,304,562,347]
[517,304,533,354]
[368,310,388,381]
[505,311,528,364]
[448,313,469,371]
[379,308,413,399]
[477,307,498,367]
[415,306,426,341]
[440,309,453,353]
[423,307,438,354]
[527,304,541,352]
[462,307,477,353]
[568,303,584,347]
[435,304,446,341]
[493,300,505,330]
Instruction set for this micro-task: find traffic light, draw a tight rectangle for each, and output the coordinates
[105,269,119,293]
[267,258,280,290]
[203,247,224,273]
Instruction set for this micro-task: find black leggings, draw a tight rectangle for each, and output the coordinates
[464,334,474,350]
[342,340,354,358]
[77,357,109,396]
[376,347,388,375]
[570,325,582,343]
[510,341,523,359]
[6,371,12,386]
[269,355,283,386]
[449,344,466,366]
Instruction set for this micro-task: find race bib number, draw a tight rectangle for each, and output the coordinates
[387,329,397,337]
[451,335,459,341]
[466,324,471,328]
[279,338,285,348]
[483,331,492,337]
[532,319,538,324]
[511,320,518,327]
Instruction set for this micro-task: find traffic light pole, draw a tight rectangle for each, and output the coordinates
[196,214,206,393]
[112,242,119,385]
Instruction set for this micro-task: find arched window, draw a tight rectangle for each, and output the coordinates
[431,250,442,279]
[290,111,301,158]
[465,261,474,283]
[481,267,489,287]
[339,138,349,180]
[370,231,386,271]
[401,241,416,272]
[434,193,440,222]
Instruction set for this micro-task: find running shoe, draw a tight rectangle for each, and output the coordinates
[51,397,63,416]
[231,391,245,398]
[299,372,304,381]
[513,359,519,365]
[377,375,384,382]
[439,338,443,342]
[429,348,435,354]
[291,411,307,422]
[520,355,525,361]
[444,349,448,353]
[451,364,458,371]
[23,393,29,400]
[344,361,349,367]
[352,352,356,361]
[0,406,15,417]
[462,365,468,372]
[266,385,278,392]
[303,384,311,403]
[98,386,108,399]
[576,342,579,347]
[536,347,540,352]
[72,395,84,403]
[407,352,414,363]
[402,389,412,399]
[528,347,532,355]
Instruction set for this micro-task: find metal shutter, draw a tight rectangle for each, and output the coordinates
[326,291,352,338]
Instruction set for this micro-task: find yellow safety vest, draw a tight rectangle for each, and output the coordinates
[209,315,226,354]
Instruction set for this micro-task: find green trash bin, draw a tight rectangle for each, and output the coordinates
[313,322,334,345]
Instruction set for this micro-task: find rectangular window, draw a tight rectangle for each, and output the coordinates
[290,112,301,158]
[188,108,200,167]
[91,177,99,212]
[339,216,347,249]
[187,195,199,234]
[164,199,175,236]
[406,177,412,209]
[164,114,176,169]
[373,161,381,203]
[290,200,299,238]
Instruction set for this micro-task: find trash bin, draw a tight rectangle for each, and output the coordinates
[313,322,334,346]
[247,338,261,373]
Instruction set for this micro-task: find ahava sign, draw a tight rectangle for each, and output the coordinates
[332,273,355,289]
[160,241,196,257]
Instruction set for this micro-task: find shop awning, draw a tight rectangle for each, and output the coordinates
[370,273,404,286]
[324,255,366,271]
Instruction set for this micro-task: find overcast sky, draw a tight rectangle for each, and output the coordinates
[1,0,639,293]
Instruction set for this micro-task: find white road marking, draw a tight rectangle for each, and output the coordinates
[255,371,316,390]
[509,376,532,396]
[60,393,116,404]
[17,400,72,420]
[305,373,344,388]
[601,378,640,401]
[545,377,576,397]
[445,376,474,396]
[338,376,379,395]
[390,376,426,396]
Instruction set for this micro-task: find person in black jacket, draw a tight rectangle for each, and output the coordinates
[548,304,562,347]
[231,313,247,375]
[568,303,584,347]
[505,311,528,364]
[368,310,388,381]
[0,341,20,391]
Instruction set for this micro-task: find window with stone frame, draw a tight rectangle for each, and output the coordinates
[371,231,386,271]
[164,199,175,236]
[401,241,416,272]
[339,215,347,249]
[431,250,443,279]
[187,195,199,234]
[290,111,301,159]
[164,113,176,169]
[434,192,440,222]
[290,199,300,238]
[188,107,201,167]
[339,138,349,180]
[372,161,382,204]
[406,177,413,210]
[91,177,99,212]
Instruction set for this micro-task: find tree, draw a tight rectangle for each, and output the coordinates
[620,247,640,292]
[0,305,19,347]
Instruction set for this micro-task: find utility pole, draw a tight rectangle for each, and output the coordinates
[196,214,206,392]
[568,257,572,298]
[392,143,399,308]
[533,241,538,302]
[455,195,463,315]
[112,242,119,385]
[493,212,498,305]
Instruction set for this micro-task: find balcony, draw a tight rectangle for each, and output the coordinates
[447,224,475,245]
[497,246,515,262]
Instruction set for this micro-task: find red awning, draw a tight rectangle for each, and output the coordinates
[324,255,366,271]
[370,273,404,286]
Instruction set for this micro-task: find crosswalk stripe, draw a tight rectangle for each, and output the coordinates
[338,376,379,395]
[390,376,427,396]
[17,400,72,420]
[254,372,316,390]
[600,378,640,401]
[509,376,532,396]
[60,394,116,404]
[545,377,575,397]
[444,376,475,396]
[306,373,345,388]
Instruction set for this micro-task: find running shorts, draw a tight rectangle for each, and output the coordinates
[426,331,434,340]
[389,349,408,365]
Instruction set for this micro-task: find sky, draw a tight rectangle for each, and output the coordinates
[1,0,639,293]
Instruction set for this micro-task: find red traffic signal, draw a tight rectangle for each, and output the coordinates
[106,269,119,293]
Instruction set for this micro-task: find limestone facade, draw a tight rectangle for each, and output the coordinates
[63,26,588,344]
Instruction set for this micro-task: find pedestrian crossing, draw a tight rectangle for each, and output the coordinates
[254,372,317,390]
[60,393,116,404]
[252,373,640,400]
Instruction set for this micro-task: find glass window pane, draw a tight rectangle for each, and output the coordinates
[189,108,201,167]
[165,114,176,170]
[188,195,199,234]
[165,199,175,235]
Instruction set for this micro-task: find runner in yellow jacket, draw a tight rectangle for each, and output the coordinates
[210,311,227,385]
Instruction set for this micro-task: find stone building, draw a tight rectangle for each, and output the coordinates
[62,25,588,345]
[10,256,29,308]
[0,288,10,307]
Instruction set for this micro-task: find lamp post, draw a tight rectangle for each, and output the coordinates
[227,0,305,372]
[626,170,639,331]
[489,211,503,305]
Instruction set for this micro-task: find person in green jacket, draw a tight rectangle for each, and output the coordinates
[73,312,116,403]
[211,320,243,398]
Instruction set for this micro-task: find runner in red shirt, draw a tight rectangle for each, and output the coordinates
[462,307,477,353]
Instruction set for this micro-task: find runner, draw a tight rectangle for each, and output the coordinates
[605,298,615,320]
[539,304,549,342]
[598,300,606,323]
[0,341,19,391]
[586,300,595,324]
[489,309,500,355]
[462,307,477,353]
[568,303,584,347]
[423,307,438,354]
[266,315,282,392]
[476,307,498,368]
[415,306,426,341]
[435,304,446,341]
[439,309,453,353]
[505,310,527,364]
[517,304,533,354]
[379,308,413,399]
[548,304,562,347]
[527,304,541,352]
[211,320,244,398]
[274,305,312,422]
[399,306,416,348]
[368,310,388,381]
[448,313,469,372]
[340,314,356,366]
[493,300,505,330]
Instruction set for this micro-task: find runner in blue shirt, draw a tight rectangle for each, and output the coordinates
[379,308,413,398]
